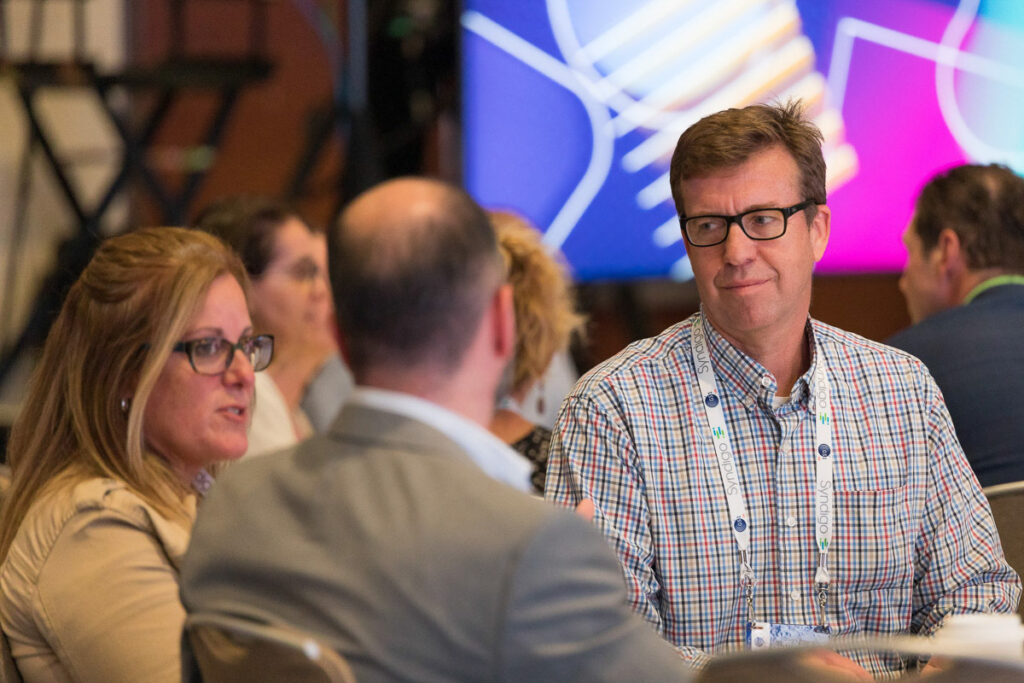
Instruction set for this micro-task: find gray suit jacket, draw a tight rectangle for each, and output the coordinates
[180,403,689,682]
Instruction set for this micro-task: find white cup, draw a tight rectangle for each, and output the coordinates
[933,613,1024,658]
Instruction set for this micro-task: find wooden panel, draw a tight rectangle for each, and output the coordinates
[129,1,339,227]
[810,273,911,342]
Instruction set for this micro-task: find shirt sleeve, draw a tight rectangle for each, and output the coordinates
[545,391,709,667]
[911,380,1022,633]
[33,508,185,682]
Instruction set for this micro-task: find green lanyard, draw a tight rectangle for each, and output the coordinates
[963,275,1024,304]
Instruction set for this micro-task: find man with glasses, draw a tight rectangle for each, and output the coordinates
[546,101,1019,677]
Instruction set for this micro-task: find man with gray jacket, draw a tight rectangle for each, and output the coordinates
[179,177,689,682]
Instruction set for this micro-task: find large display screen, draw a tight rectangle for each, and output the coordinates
[461,0,1024,280]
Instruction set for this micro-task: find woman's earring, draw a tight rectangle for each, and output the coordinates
[535,381,545,415]
[120,397,131,414]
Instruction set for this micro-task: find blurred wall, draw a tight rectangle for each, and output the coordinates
[129,0,340,228]
[0,0,126,400]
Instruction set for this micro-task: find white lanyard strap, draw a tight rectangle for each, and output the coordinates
[690,316,835,622]
[691,319,754,587]
[812,362,834,614]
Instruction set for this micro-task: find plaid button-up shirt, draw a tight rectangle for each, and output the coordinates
[546,312,1020,677]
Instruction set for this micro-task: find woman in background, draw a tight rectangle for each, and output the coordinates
[0,228,272,681]
[488,211,585,494]
[195,197,350,455]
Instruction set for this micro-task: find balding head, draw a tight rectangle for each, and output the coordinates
[329,177,504,378]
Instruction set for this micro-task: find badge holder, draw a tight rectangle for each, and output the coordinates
[745,573,832,649]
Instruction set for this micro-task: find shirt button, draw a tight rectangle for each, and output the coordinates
[790,590,801,602]
[761,375,773,388]
[785,516,797,527]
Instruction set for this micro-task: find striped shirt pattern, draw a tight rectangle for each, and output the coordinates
[546,311,1020,676]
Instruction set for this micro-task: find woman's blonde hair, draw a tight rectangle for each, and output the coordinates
[490,212,585,395]
[0,227,249,561]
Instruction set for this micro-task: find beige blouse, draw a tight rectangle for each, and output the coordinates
[246,371,312,458]
[0,478,194,682]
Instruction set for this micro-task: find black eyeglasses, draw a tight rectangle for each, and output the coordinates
[680,200,815,247]
[172,334,274,375]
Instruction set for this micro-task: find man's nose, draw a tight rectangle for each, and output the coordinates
[722,219,756,264]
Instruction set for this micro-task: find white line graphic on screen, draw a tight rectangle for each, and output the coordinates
[826,3,1024,168]
[610,0,799,137]
[461,11,615,251]
[544,0,707,279]
[937,0,1024,168]
[466,2,855,279]
[546,0,855,279]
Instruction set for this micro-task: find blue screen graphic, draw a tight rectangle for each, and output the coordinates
[462,0,1024,281]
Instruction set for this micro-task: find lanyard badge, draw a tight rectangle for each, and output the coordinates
[691,316,835,631]
[812,365,834,618]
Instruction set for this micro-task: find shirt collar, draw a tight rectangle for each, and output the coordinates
[348,387,533,492]
[697,308,816,411]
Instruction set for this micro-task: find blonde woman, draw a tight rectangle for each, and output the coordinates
[0,228,272,681]
[488,212,585,494]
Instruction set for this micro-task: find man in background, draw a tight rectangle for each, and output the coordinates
[180,177,688,682]
[888,163,1024,487]
[546,103,1019,678]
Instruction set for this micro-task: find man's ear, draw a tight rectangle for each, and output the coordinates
[810,204,831,262]
[935,228,965,278]
[492,283,516,360]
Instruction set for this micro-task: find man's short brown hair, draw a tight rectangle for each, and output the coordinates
[913,163,1024,272]
[669,100,826,217]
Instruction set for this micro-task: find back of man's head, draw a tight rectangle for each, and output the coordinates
[669,100,826,217]
[329,177,503,381]
[914,163,1024,273]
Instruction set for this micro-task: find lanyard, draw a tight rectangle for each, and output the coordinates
[962,274,1024,304]
[690,316,835,625]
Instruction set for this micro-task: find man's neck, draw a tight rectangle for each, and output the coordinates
[706,313,810,396]
[357,367,496,428]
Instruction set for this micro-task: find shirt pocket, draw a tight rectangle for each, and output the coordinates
[831,486,914,597]
[834,442,907,492]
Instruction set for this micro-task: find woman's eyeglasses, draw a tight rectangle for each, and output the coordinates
[172,334,274,375]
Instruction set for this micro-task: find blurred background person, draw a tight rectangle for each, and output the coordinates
[195,197,352,456]
[488,211,585,494]
[0,228,270,681]
[889,163,1024,487]
[298,229,353,433]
